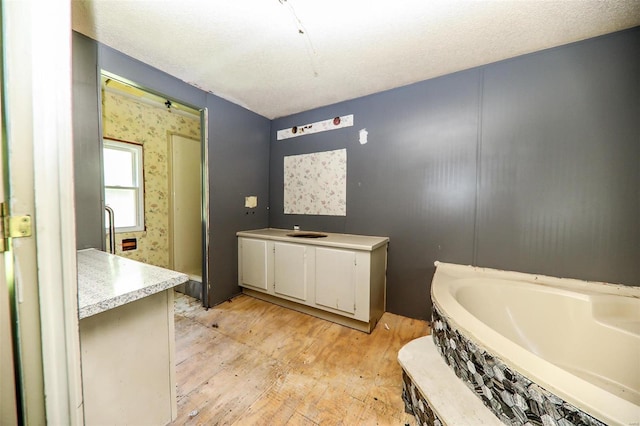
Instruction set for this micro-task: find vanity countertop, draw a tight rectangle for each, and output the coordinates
[77,248,188,319]
[236,228,389,251]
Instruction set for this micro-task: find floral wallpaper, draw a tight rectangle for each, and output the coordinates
[284,148,347,216]
[102,90,201,268]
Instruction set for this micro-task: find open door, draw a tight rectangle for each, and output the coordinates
[1,0,83,424]
[0,89,18,422]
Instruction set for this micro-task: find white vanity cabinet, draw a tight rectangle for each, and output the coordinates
[274,242,310,301]
[239,238,270,291]
[315,247,356,314]
[237,228,388,333]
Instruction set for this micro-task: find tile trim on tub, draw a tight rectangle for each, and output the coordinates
[431,306,605,426]
[401,370,444,426]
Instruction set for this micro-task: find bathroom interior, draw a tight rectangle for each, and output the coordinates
[1,2,638,425]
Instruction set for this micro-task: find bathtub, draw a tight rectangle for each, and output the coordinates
[429,262,639,426]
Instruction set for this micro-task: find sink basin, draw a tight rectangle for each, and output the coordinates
[286,231,328,238]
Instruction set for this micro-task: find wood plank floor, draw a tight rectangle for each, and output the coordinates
[170,292,430,425]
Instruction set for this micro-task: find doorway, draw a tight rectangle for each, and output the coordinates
[168,134,203,291]
[100,73,208,302]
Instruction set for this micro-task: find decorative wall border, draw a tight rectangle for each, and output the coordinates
[431,306,605,426]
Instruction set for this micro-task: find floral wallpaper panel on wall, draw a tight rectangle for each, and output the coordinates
[284,148,347,216]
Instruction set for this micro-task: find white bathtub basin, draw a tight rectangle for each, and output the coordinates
[431,262,640,426]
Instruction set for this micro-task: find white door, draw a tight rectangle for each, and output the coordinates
[0,161,17,422]
[2,1,83,424]
[169,134,202,278]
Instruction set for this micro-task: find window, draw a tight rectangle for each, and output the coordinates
[103,139,144,232]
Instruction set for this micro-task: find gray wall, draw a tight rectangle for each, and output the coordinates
[270,27,640,320]
[72,32,271,307]
[74,28,638,319]
[476,29,639,286]
[72,33,104,250]
[206,94,271,305]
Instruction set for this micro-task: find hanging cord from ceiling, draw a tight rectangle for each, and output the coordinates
[278,0,319,77]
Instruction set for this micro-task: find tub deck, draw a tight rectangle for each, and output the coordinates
[399,335,502,425]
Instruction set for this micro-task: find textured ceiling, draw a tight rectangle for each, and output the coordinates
[72,1,640,119]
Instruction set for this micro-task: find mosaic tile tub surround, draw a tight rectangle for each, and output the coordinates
[430,306,605,426]
[401,370,444,426]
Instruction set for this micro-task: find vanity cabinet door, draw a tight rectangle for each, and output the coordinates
[274,242,308,301]
[315,247,356,314]
[239,238,269,291]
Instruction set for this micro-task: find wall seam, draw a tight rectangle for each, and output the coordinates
[472,68,484,266]
[267,120,273,227]
[96,46,107,252]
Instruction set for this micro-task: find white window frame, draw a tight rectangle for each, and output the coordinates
[103,139,145,233]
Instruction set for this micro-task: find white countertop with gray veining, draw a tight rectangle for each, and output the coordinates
[236,228,389,251]
[77,248,189,319]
